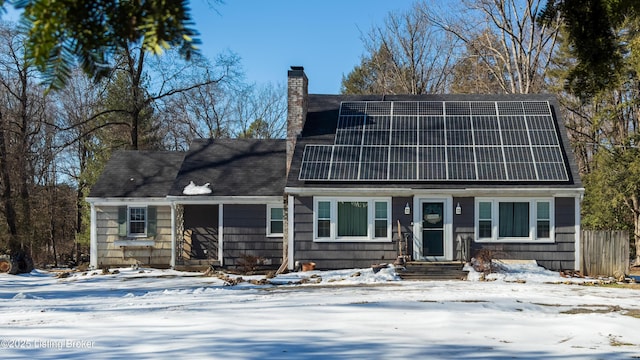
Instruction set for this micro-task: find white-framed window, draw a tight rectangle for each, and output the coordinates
[313,197,391,242]
[267,205,284,237]
[128,206,148,237]
[475,198,554,242]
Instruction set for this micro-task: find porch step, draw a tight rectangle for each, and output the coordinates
[397,261,468,281]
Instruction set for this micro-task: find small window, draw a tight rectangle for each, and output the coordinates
[374,201,388,238]
[128,207,147,236]
[536,201,551,239]
[267,205,284,236]
[478,202,492,239]
[317,201,331,238]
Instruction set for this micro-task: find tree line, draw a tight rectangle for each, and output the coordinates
[0,20,286,267]
[341,0,640,263]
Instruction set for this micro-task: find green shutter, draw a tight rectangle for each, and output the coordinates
[147,206,157,238]
[118,206,127,237]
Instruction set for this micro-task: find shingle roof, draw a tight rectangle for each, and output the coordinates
[287,93,582,189]
[88,150,184,198]
[169,138,286,197]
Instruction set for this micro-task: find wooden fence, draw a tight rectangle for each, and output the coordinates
[581,230,629,278]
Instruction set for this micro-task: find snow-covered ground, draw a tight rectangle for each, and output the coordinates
[1,263,639,359]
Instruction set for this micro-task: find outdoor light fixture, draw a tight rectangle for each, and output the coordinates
[404,203,411,215]
[456,202,462,215]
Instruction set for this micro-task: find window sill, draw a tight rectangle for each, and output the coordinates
[266,234,283,238]
[115,240,155,247]
[474,238,555,244]
[313,238,392,243]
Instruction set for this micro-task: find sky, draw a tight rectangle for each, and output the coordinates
[189,0,415,94]
[1,263,640,359]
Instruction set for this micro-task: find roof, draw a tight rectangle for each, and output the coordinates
[169,138,286,197]
[88,150,185,198]
[286,94,582,190]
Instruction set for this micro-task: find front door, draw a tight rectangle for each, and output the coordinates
[422,202,445,259]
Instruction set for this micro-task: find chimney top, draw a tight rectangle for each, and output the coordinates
[288,66,305,77]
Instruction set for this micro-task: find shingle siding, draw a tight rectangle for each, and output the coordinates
[223,204,283,269]
[292,196,409,269]
[96,205,172,268]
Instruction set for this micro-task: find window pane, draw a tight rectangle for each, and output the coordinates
[537,202,550,219]
[130,221,145,234]
[479,220,492,238]
[375,201,387,218]
[337,201,368,237]
[498,202,529,237]
[374,219,387,238]
[271,207,283,220]
[318,220,331,238]
[318,201,330,219]
[270,220,283,234]
[537,220,550,238]
[479,202,492,219]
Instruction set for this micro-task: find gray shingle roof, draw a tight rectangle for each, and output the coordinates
[169,138,286,197]
[88,150,184,198]
[286,93,582,189]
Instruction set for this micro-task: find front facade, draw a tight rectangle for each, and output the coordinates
[87,66,584,273]
[284,68,583,272]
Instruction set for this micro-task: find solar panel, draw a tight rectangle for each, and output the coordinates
[299,100,570,182]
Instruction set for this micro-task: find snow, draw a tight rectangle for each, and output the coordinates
[182,181,212,195]
[1,263,639,359]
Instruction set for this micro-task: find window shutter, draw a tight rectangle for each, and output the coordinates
[118,206,127,237]
[147,206,157,237]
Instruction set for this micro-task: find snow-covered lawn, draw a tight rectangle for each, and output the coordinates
[1,264,639,359]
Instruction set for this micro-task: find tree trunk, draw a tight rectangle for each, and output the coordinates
[0,110,19,251]
[635,212,640,265]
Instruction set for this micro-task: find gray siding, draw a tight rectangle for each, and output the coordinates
[471,197,577,271]
[292,196,404,269]
[453,197,475,261]
[223,204,283,270]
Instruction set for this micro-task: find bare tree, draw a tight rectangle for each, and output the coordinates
[235,82,287,139]
[425,0,561,94]
[0,23,56,269]
[343,2,457,95]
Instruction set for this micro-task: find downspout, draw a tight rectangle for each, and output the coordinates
[574,195,582,272]
[170,202,176,269]
[89,203,97,269]
[287,194,295,270]
[218,204,224,265]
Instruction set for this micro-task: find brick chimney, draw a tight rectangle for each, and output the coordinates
[286,66,308,176]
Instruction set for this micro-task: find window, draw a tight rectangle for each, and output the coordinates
[118,206,157,238]
[267,205,284,236]
[475,198,553,242]
[317,201,331,238]
[314,197,391,241]
[129,207,147,236]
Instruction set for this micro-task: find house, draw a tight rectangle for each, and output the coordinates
[86,139,286,269]
[284,67,584,272]
[87,66,584,273]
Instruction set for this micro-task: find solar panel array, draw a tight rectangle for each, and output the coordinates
[299,101,569,182]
